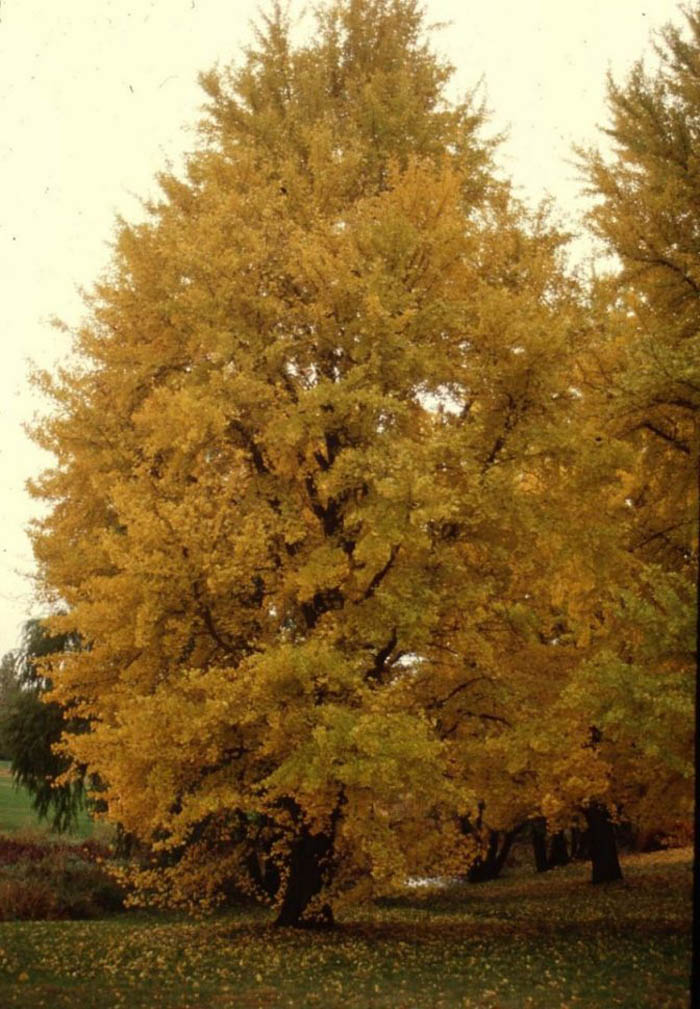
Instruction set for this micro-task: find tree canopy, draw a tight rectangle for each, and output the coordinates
[572,3,699,842]
[26,0,696,923]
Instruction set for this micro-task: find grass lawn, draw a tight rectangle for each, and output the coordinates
[0,847,691,1008]
[0,761,100,839]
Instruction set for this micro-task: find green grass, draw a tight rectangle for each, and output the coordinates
[0,761,99,839]
[0,847,691,1008]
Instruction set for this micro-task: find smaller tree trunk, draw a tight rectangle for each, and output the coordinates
[548,830,570,868]
[531,818,549,873]
[467,828,519,883]
[585,803,623,884]
[246,849,280,900]
[570,826,591,861]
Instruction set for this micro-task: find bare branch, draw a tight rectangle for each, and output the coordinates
[441,710,511,737]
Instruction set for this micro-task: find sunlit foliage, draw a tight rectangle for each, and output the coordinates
[570,1,700,840]
[27,0,586,923]
[26,0,696,921]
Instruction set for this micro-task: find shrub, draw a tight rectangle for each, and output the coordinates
[0,836,47,866]
[0,834,124,920]
[0,877,59,920]
[0,833,112,866]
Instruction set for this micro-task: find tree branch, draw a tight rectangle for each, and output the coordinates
[638,420,690,454]
[441,710,511,737]
[364,628,398,684]
[228,420,270,475]
[361,544,400,601]
[632,250,700,298]
[428,676,493,709]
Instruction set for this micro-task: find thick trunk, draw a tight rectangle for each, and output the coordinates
[548,830,570,868]
[585,803,623,884]
[531,818,550,873]
[274,826,335,928]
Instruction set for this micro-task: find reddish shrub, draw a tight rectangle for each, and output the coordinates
[0,837,47,866]
[0,877,59,920]
[0,834,124,919]
[0,835,113,866]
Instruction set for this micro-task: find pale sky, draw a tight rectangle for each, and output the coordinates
[0,0,682,654]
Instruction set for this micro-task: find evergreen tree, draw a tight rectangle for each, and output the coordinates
[0,619,86,832]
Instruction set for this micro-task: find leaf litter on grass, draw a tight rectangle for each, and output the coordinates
[0,848,691,1009]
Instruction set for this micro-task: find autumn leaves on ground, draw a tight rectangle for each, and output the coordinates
[0,0,697,1004]
[0,831,692,1009]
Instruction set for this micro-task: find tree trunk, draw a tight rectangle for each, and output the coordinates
[570,826,591,861]
[585,803,623,884]
[246,849,280,900]
[548,830,570,868]
[467,828,518,883]
[274,826,335,928]
[531,818,549,873]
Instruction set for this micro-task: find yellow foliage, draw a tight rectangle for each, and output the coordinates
[26,0,695,922]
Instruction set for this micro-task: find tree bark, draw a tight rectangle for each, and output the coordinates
[531,818,550,873]
[570,826,591,861]
[585,803,623,884]
[548,830,570,868]
[274,826,335,928]
[467,828,519,883]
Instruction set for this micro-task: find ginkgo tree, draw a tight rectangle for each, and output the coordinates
[579,2,699,569]
[31,0,587,925]
[569,3,700,857]
[459,3,699,880]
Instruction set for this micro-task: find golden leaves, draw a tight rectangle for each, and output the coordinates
[0,848,692,1007]
[24,0,695,923]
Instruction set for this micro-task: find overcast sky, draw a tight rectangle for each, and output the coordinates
[0,0,683,654]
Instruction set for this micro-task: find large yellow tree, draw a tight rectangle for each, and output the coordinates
[31,0,580,924]
[572,4,699,854]
[459,4,699,879]
[580,4,700,563]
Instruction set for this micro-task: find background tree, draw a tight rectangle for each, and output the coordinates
[0,619,86,832]
[562,2,700,873]
[579,3,700,563]
[458,1,700,883]
[0,649,18,760]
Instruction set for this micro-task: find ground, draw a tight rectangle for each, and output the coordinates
[0,847,691,1008]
